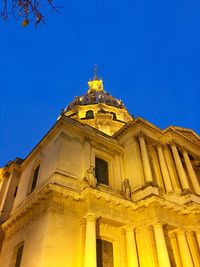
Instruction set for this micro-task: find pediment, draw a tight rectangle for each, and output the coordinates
[173,127,200,144]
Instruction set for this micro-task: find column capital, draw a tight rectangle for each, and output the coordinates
[137,131,145,139]
[80,218,86,226]
[153,222,164,229]
[185,231,194,236]
[178,146,191,155]
[168,231,176,238]
[169,141,185,153]
[155,142,163,149]
[168,140,178,147]
[176,229,186,236]
[125,225,136,232]
[179,147,187,154]
[84,212,98,222]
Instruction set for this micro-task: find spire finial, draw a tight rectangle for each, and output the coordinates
[94,64,98,80]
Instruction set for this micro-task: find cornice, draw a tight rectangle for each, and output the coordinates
[19,115,122,170]
[2,181,200,234]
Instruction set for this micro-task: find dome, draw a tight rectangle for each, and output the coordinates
[65,79,125,112]
[61,76,133,136]
[66,89,125,112]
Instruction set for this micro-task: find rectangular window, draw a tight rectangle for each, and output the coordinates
[96,239,113,267]
[30,165,40,193]
[14,243,24,267]
[95,157,109,185]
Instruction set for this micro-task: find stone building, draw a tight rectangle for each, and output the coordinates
[0,75,200,267]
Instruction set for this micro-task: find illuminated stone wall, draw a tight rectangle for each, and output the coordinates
[0,82,200,266]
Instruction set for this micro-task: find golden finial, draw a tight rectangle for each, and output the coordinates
[88,65,103,93]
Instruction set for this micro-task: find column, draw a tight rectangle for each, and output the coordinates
[125,226,139,267]
[156,145,173,193]
[138,134,154,185]
[170,144,190,192]
[176,230,193,267]
[182,150,200,195]
[163,146,182,194]
[153,224,171,267]
[84,213,97,267]
[186,231,200,267]
[169,232,182,267]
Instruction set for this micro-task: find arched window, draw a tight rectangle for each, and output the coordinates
[110,112,117,120]
[86,110,94,119]
[95,157,109,185]
[96,239,113,267]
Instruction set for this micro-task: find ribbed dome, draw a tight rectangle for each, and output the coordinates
[61,77,133,136]
[66,90,125,112]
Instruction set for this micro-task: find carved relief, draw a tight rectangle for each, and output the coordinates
[85,166,97,187]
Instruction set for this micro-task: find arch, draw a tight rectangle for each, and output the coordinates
[110,112,117,120]
[86,110,94,119]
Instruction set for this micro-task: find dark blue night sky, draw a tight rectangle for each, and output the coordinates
[1,0,200,166]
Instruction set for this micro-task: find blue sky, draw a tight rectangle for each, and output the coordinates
[1,0,200,166]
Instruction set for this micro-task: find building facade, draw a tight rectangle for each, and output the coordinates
[0,76,200,267]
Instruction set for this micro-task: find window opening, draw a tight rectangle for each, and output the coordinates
[14,243,24,267]
[13,186,18,198]
[95,157,109,185]
[110,112,116,120]
[96,239,113,267]
[86,110,94,119]
[30,165,40,193]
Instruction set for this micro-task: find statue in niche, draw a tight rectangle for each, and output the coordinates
[122,179,132,200]
[85,166,97,187]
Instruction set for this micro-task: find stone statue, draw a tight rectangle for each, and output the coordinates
[122,179,132,200]
[85,166,97,187]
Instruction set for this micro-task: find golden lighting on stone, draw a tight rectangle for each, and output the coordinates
[1,75,200,267]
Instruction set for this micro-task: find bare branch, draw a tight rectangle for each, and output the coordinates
[0,0,62,26]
